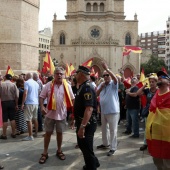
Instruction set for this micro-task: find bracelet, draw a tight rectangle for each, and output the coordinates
[80,124,86,129]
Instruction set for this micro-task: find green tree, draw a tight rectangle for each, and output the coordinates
[141,55,167,75]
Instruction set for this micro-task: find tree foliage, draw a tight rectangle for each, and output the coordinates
[141,55,167,75]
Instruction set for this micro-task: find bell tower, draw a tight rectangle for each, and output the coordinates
[66,0,125,20]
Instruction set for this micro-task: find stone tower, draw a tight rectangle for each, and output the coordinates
[0,0,40,74]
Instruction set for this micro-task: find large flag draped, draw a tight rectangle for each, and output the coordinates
[42,52,55,75]
[123,46,142,56]
[6,65,14,76]
[146,90,170,159]
[82,58,93,68]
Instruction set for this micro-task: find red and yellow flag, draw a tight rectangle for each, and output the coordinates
[146,90,170,159]
[48,79,73,111]
[82,58,93,68]
[123,46,142,56]
[42,52,55,75]
[6,65,14,76]
[65,63,71,77]
[70,63,76,75]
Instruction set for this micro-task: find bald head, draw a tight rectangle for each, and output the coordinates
[26,73,33,80]
[33,72,38,81]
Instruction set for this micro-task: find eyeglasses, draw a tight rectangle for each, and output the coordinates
[160,75,169,79]
[103,74,110,77]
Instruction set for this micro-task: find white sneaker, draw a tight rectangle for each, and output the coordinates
[22,136,34,141]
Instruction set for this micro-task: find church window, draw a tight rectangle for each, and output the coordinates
[86,3,91,11]
[60,33,65,45]
[93,3,98,12]
[100,3,104,12]
[125,33,131,45]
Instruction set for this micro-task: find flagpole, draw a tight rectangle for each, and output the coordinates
[139,53,141,72]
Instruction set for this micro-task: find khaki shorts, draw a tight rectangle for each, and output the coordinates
[24,104,38,121]
[44,117,66,133]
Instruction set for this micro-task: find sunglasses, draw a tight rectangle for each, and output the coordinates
[103,74,110,77]
[160,75,169,79]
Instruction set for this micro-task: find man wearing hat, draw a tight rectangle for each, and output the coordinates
[146,70,170,169]
[0,74,19,139]
[74,65,100,170]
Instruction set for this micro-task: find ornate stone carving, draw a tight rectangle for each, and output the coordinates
[71,37,119,46]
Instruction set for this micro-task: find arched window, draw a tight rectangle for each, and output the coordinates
[86,3,91,11]
[125,33,131,45]
[100,3,104,12]
[60,33,65,45]
[93,3,98,12]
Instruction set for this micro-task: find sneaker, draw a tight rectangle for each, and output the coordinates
[22,136,34,141]
[140,145,148,151]
[97,144,110,149]
[107,150,115,156]
[122,130,132,135]
[129,134,139,138]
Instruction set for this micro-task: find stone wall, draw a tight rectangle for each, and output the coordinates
[0,0,39,75]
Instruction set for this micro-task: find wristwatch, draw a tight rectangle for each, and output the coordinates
[80,124,86,129]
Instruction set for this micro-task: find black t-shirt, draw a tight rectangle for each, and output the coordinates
[18,87,24,105]
[143,88,157,104]
[125,86,140,109]
[74,80,97,120]
[71,85,78,97]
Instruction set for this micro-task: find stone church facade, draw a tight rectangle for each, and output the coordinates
[0,0,39,75]
[50,0,140,77]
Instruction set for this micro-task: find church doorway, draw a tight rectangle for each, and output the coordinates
[124,67,133,78]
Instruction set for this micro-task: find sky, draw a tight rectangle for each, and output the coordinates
[39,0,170,34]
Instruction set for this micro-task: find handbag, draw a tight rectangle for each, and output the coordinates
[141,103,150,118]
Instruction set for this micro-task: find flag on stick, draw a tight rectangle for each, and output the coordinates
[70,63,76,75]
[42,52,55,75]
[123,46,142,56]
[65,63,71,77]
[82,58,93,68]
[6,65,14,76]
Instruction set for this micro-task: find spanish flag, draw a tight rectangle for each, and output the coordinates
[6,65,14,76]
[70,63,76,75]
[48,79,73,111]
[82,58,93,68]
[123,46,142,56]
[146,90,170,159]
[42,52,55,75]
[65,63,71,77]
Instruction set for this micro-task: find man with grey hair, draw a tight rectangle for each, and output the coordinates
[21,73,39,141]
[39,67,74,164]
[33,72,43,132]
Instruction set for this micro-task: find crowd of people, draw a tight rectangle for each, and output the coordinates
[0,61,170,170]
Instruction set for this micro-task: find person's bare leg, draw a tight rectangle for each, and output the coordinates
[33,119,38,134]
[10,120,16,135]
[57,132,63,152]
[27,121,33,136]
[43,132,53,154]
[2,122,8,136]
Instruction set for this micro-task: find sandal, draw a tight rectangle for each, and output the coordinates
[39,153,48,164]
[56,151,66,160]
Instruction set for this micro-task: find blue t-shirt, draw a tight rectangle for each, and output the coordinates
[98,80,120,114]
[24,79,39,105]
